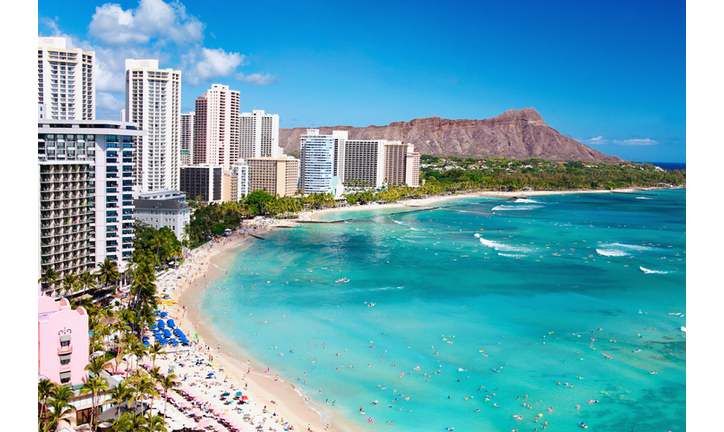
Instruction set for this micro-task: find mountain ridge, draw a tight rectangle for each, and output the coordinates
[279,108,621,163]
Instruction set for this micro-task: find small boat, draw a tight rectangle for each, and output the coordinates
[491,367,500,373]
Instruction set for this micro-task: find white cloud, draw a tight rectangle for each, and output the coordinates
[612,138,658,146]
[88,0,204,46]
[186,48,247,85]
[581,136,609,145]
[236,72,277,86]
[96,92,125,120]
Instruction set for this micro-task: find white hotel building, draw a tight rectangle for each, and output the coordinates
[125,59,181,192]
[37,120,144,283]
[239,110,281,159]
[38,37,95,121]
[300,129,343,194]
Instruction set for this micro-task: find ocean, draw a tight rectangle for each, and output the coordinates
[197,189,686,431]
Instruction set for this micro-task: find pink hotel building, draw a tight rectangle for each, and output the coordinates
[38,292,89,386]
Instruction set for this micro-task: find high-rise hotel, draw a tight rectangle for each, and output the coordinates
[37,120,143,286]
[38,37,95,121]
[124,59,181,192]
[239,110,280,159]
[180,112,194,166]
[193,84,240,170]
[299,130,420,195]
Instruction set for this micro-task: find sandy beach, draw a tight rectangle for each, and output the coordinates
[151,218,360,432]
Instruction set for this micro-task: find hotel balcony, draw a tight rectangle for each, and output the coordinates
[57,345,73,355]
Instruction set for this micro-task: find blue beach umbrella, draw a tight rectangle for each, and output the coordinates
[167,319,176,328]
[157,320,165,329]
[160,311,168,317]
[163,329,171,338]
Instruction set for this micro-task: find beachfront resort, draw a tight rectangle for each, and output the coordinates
[36,33,686,432]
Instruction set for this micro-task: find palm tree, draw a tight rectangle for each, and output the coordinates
[96,257,120,291]
[78,271,98,296]
[38,378,57,430]
[145,413,167,432]
[109,380,133,420]
[111,412,135,432]
[157,373,179,422]
[61,273,78,297]
[80,375,109,432]
[38,268,60,295]
[135,373,158,423]
[86,355,108,378]
[147,342,165,370]
[43,396,76,432]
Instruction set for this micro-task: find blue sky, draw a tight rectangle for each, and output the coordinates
[37,0,687,162]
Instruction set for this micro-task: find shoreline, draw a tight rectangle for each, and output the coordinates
[296,186,677,221]
[159,219,361,432]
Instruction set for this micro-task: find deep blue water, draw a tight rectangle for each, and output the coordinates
[639,162,686,170]
[196,189,686,431]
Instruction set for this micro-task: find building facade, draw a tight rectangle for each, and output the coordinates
[193,84,240,170]
[125,59,181,192]
[180,165,223,204]
[137,189,187,203]
[239,110,280,159]
[180,112,194,166]
[38,37,95,121]
[38,120,143,283]
[342,139,386,190]
[38,293,90,387]
[133,199,191,241]
[247,156,299,197]
[300,129,336,194]
[384,142,420,187]
[222,161,249,202]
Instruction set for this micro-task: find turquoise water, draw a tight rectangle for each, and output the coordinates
[199,190,686,431]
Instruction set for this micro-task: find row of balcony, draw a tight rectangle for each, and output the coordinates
[40,192,89,202]
[41,242,92,257]
[40,233,90,248]
[41,251,94,267]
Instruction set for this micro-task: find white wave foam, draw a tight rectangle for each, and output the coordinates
[479,237,531,252]
[474,233,481,238]
[636,197,652,200]
[492,204,543,211]
[596,249,629,257]
[499,253,526,258]
[515,198,540,203]
[596,243,653,257]
[640,266,670,274]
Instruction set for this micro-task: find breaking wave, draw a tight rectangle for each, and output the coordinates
[640,267,670,274]
[492,204,543,211]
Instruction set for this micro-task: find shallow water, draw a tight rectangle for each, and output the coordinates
[199,190,686,431]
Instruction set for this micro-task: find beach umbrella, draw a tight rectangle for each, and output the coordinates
[167,319,176,328]
[160,311,168,317]
[163,329,172,338]
[157,320,165,329]
[235,391,242,397]
[221,392,230,397]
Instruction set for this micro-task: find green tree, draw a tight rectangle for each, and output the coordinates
[96,258,120,291]
[38,268,60,295]
[80,375,109,432]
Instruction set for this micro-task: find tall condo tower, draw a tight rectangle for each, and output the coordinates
[239,110,280,159]
[299,129,347,194]
[124,59,181,192]
[180,112,194,166]
[38,37,95,120]
[37,119,143,287]
[193,84,240,170]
